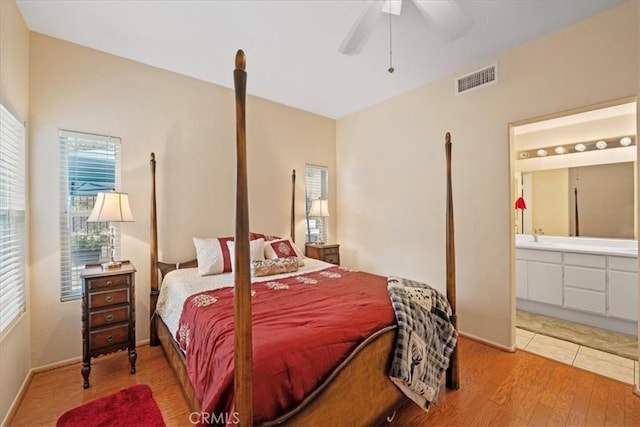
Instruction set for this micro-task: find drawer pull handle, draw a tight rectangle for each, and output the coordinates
[106,280,112,286]
[106,335,114,342]
[105,295,114,303]
[105,314,114,322]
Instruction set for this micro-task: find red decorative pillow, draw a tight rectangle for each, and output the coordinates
[264,238,305,266]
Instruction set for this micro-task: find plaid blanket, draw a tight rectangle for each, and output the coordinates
[387,276,458,410]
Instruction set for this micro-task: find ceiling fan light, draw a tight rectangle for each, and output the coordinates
[574,143,586,152]
[620,136,632,146]
[382,0,402,16]
[595,140,607,149]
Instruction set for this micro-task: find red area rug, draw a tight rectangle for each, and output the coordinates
[57,384,165,427]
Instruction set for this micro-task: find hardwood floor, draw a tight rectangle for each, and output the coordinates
[8,336,640,426]
[9,344,190,426]
[390,337,640,426]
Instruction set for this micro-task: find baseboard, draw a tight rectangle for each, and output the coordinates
[34,339,149,373]
[2,339,152,426]
[1,370,33,427]
[32,355,82,374]
[459,330,516,353]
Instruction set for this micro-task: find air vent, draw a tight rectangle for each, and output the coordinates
[456,64,497,94]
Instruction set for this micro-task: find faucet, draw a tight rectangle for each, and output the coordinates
[533,228,544,242]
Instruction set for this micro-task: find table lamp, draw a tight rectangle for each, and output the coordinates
[88,191,134,269]
[308,198,330,245]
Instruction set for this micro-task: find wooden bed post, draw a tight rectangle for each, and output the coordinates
[233,49,253,427]
[444,132,459,390]
[149,152,160,347]
[291,169,296,242]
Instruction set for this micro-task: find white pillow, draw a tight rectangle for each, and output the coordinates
[264,238,305,266]
[193,237,225,276]
[226,238,265,271]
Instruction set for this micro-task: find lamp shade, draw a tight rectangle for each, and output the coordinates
[308,198,330,217]
[88,191,134,222]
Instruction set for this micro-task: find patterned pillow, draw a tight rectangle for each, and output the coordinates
[264,238,305,266]
[251,257,299,277]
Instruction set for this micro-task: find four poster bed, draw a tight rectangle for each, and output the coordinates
[149,50,459,426]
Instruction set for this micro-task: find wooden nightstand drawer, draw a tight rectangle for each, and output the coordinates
[305,243,340,266]
[323,247,339,255]
[87,273,131,291]
[89,288,130,309]
[90,306,130,328]
[90,324,129,351]
[324,254,340,265]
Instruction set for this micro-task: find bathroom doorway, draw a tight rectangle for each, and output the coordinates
[509,97,639,388]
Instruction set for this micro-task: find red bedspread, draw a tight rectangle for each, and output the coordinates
[176,266,395,424]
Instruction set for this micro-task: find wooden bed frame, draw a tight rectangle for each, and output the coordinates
[149,50,458,426]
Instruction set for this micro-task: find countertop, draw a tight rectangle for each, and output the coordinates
[515,235,637,258]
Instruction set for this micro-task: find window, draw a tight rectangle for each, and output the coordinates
[0,104,26,335]
[304,165,329,243]
[59,130,121,301]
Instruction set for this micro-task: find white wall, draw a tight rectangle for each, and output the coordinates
[336,2,638,349]
[0,0,30,423]
[28,33,335,368]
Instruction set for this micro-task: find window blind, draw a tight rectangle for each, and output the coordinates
[59,130,121,301]
[0,104,26,334]
[304,164,329,243]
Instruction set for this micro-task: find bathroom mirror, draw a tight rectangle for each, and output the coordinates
[513,101,637,239]
[517,163,635,238]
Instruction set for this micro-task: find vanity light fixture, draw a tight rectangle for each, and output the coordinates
[554,146,567,154]
[518,135,635,160]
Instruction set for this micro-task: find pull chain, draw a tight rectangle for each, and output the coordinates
[388,13,394,73]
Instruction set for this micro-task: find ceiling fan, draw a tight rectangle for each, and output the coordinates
[338,0,472,56]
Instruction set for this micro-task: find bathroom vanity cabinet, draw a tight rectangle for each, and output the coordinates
[515,237,638,336]
[608,256,638,321]
[516,249,563,305]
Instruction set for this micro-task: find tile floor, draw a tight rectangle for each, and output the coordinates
[516,327,639,385]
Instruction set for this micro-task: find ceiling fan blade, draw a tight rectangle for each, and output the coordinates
[338,0,386,56]
[412,0,472,41]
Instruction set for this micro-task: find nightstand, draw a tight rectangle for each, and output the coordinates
[305,243,340,265]
[80,262,136,388]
